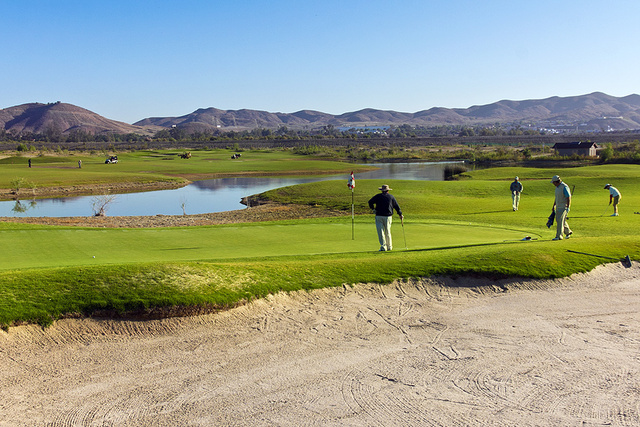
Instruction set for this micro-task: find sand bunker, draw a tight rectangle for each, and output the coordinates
[1,262,639,426]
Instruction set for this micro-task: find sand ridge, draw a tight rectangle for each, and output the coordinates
[1,262,639,426]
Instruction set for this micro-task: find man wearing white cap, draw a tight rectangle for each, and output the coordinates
[368,184,403,251]
[510,176,523,211]
[551,175,573,240]
[604,184,621,216]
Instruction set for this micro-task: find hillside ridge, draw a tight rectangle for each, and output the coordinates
[133,91,640,132]
[2,92,640,135]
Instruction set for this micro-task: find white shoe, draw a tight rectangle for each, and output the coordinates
[552,237,562,241]
[611,213,619,216]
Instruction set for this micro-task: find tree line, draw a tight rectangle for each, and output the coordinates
[0,123,547,144]
[2,123,639,161]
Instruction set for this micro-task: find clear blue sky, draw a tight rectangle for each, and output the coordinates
[2,0,638,124]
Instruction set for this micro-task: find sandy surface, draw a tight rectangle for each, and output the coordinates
[1,262,639,426]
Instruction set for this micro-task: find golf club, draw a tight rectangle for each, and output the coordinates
[600,204,610,217]
[401,217,407,250]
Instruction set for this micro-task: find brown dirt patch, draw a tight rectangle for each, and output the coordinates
[0,201,344,228]
[0,180,188,201]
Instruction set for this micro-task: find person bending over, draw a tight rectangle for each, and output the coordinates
[604,184,621,216]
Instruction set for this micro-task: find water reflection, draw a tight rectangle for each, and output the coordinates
[11,200,38,214]
[0,162,462,217]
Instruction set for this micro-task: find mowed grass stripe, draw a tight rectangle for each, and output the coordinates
[0,221,532,269]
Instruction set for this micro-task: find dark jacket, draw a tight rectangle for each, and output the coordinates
[368,192,402,217]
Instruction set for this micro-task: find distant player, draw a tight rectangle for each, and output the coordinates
[604,184,621,216]
[510,176,522,211]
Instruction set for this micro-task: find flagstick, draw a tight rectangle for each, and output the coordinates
[351,188,355,240]
[348,171,355,240]
[401,216,407,250]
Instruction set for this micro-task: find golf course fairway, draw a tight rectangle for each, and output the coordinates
[0,220,534,270]
[1,159,639,328]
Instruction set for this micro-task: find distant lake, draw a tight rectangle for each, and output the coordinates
[0,161,463,217]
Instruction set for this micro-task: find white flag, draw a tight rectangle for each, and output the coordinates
[347,172,355,189]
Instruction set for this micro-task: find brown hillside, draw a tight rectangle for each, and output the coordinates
[0,102,158,135]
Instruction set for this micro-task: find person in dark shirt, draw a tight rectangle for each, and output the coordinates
[368,184,403,251]
[510,176,523,211]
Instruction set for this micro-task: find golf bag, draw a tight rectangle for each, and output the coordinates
[546,209,555,228]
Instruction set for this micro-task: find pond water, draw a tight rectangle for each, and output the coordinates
[1,162,463,217]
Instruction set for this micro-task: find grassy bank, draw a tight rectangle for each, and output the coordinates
[1,164,639,328]
[0,149,372,197]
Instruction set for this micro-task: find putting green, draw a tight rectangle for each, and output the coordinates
[1,221,536,270]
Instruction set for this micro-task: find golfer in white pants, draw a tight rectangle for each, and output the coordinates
[368,184,403,251]
[604,184,621,216]
[551,175,573,240]
[510,176,522,211]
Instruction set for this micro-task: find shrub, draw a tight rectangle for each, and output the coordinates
[600,143,614,163]
[91,194,118,216]
[444,164,467,180]
[10,177,26,192]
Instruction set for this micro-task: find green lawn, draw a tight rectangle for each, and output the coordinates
[1,162,639,328]
[0,220,532,269]
[0,149,373,192]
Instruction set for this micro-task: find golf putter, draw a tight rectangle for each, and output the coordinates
[401,217,407,250]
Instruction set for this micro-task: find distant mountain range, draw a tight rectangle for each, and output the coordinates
[2,92,640,136]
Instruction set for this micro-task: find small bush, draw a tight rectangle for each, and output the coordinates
[444,164,467,180]
[10,177,26,192]
[91,194,118,216]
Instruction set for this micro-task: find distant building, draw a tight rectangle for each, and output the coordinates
[552,141,599,157]
[337,126,390,134]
